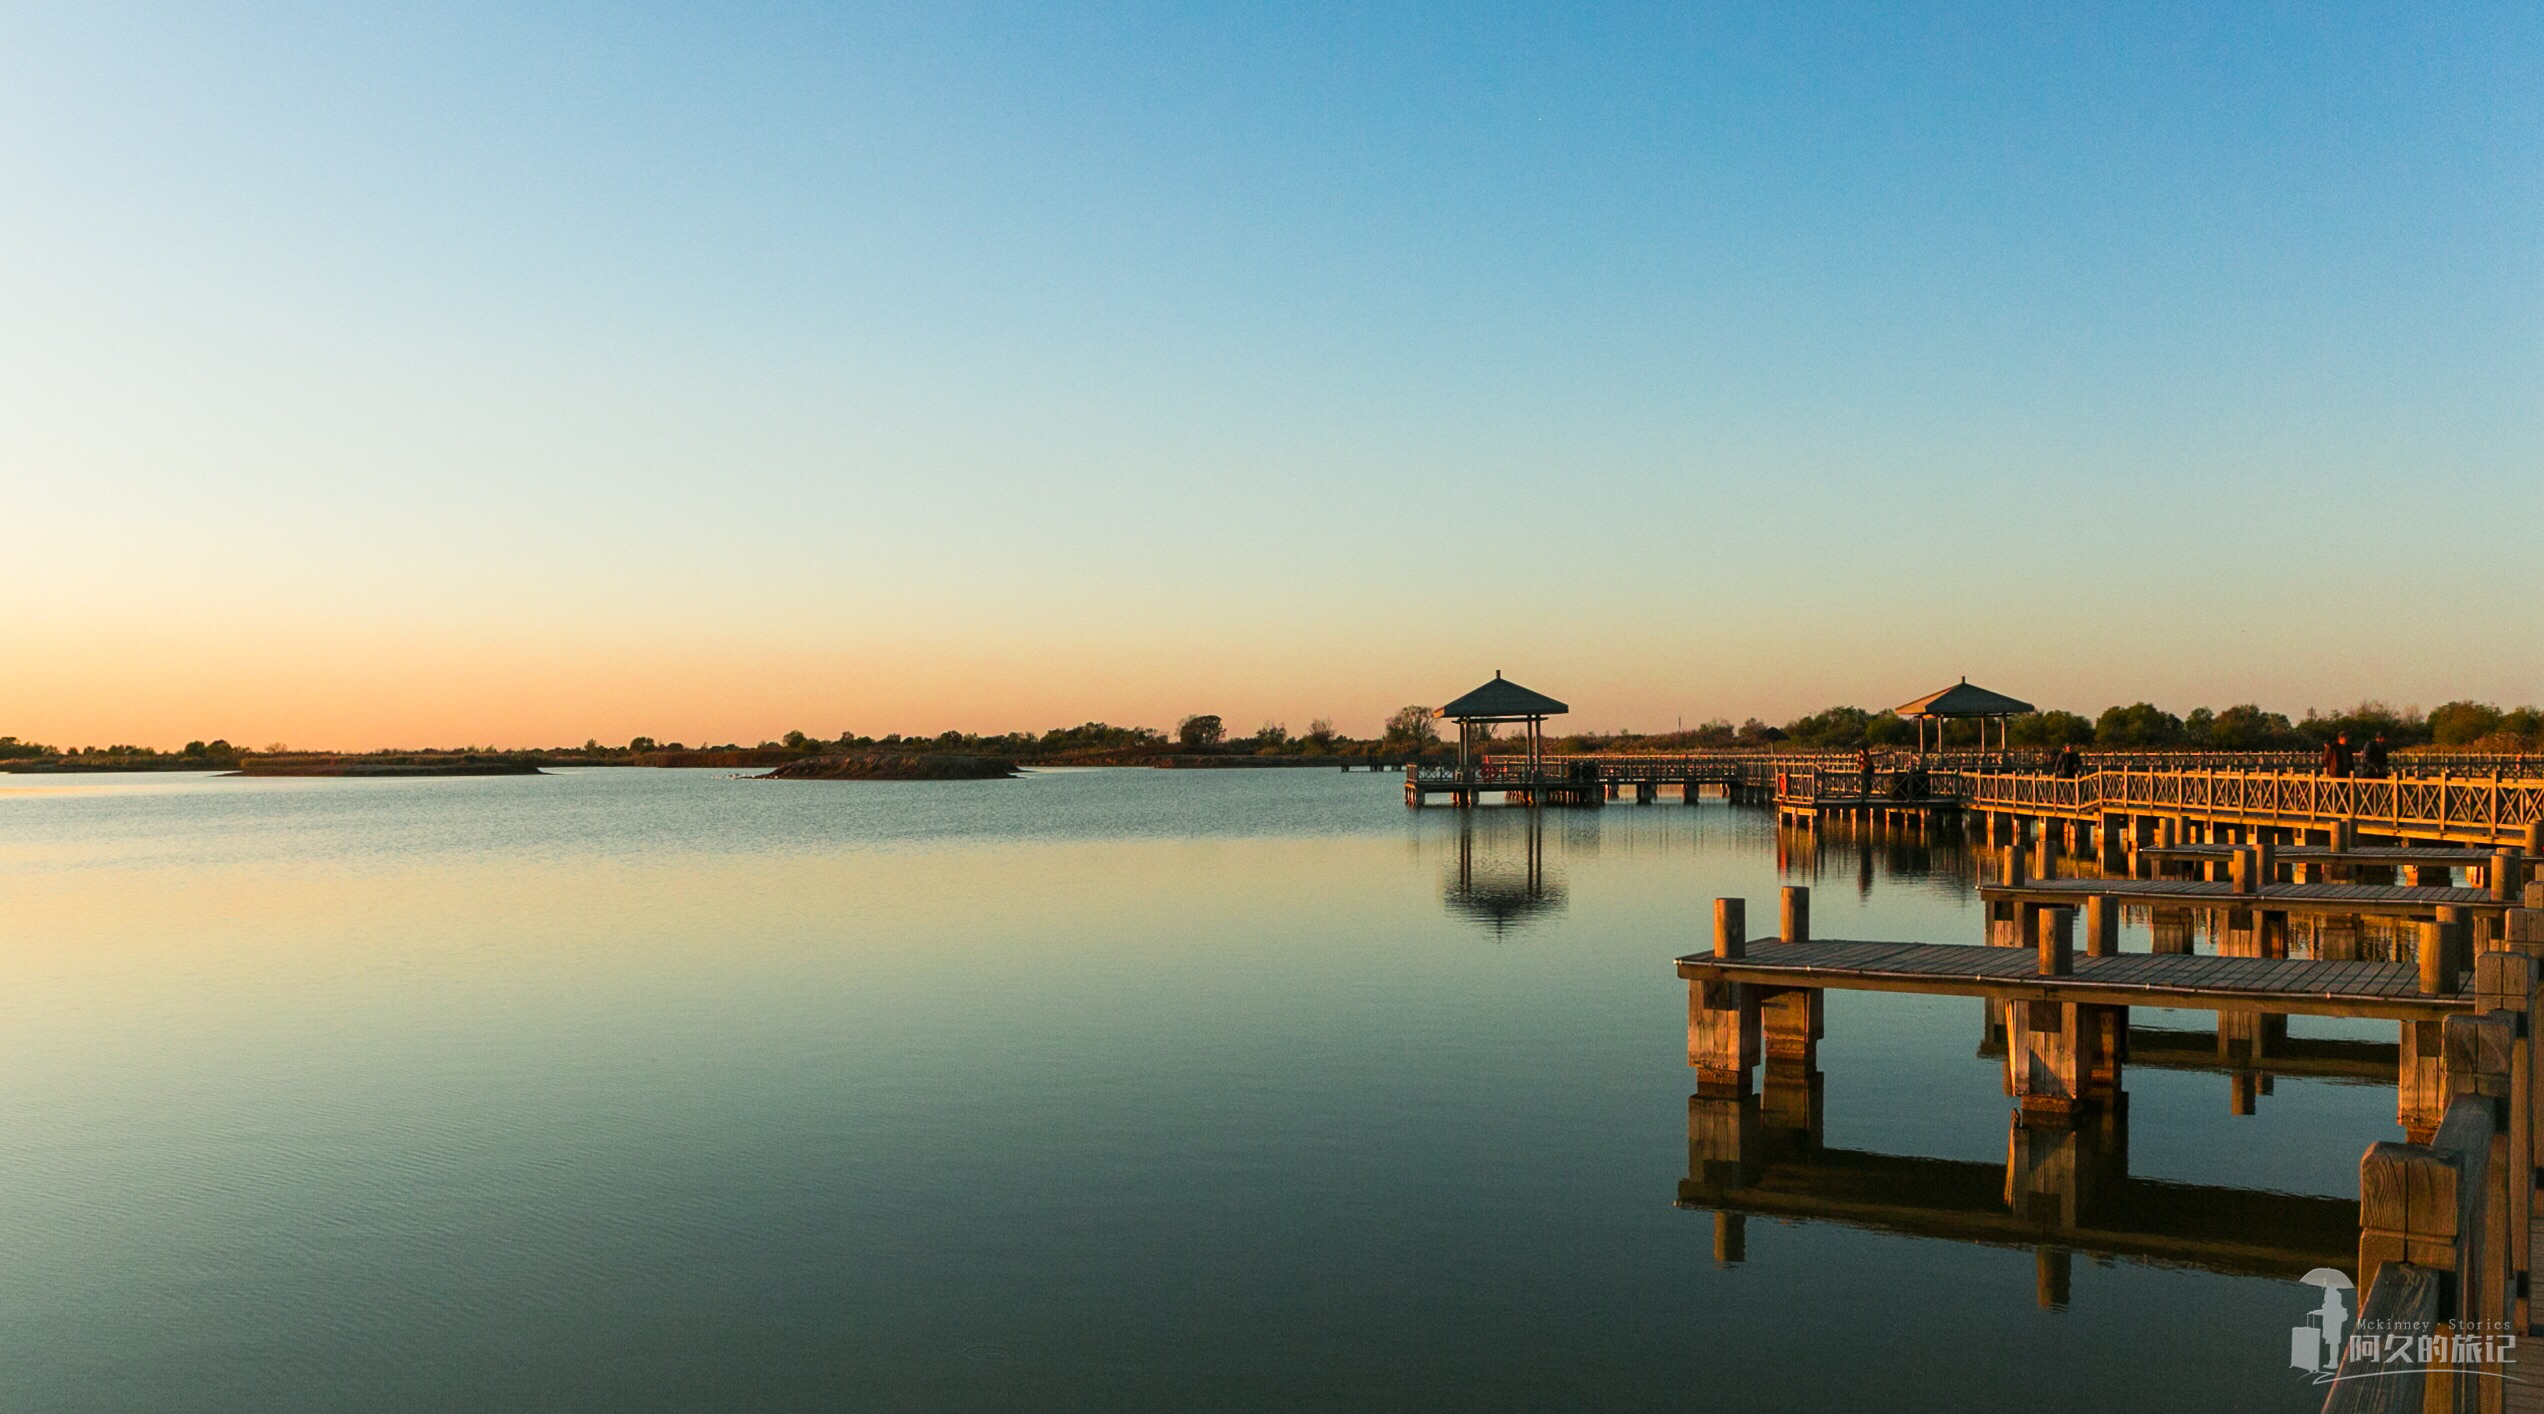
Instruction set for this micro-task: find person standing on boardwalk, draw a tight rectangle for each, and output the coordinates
[1856,745,1873,801]
[2362,734,2390,778]
[2330,732,2356,778]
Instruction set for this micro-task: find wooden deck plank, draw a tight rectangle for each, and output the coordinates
[1674,938,2466,1020]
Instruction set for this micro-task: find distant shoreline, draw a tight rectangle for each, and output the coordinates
[227,760,547,778]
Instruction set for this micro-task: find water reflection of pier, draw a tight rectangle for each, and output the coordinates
[1444,810,1566,935]
[1679,1065,2359,1304]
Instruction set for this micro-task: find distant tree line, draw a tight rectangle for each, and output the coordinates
[8,698,2540,772]
[1537,699,2544,754]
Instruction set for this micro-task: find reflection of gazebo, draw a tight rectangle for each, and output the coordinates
[1893,678,2034,752]
[1445,814,1566,936]
[1433,672,1567,775]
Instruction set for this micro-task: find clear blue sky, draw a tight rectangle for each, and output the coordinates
[2,3,2537,746]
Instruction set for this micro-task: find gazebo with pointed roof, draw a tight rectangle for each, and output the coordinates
[1433,672,1567,775]
[1893,677,2034,753]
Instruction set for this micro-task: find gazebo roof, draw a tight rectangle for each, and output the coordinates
[1434,673,1568,721]
[1893,678,2034,719]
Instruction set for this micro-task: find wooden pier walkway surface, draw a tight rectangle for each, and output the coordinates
[1979,876,2500,920]
[2138,844,2500,866]
[1675,937,2473,1020]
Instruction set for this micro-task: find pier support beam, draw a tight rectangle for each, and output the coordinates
[2007,1001,2127,1122]
[1688,899,1761,1096]
[2002,907,2126,1122]
[2399,1018,2447,1143]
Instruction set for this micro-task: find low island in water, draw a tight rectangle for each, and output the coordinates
[755,753,1019,781]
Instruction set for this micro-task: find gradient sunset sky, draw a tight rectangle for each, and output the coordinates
[4,4,2538,748]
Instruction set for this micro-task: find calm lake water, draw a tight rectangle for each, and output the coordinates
[0,767,2391,1411]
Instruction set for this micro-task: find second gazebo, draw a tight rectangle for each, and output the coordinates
[1893,678,2034,752]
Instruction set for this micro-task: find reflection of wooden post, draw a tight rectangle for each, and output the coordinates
[2084,1005,2125,1104]
[2007,1115,2082,1226]
[2150,907,2192,955]
[1713,1212,1746,1265]
[2033,1248,2071,1310]
[1686,1092,1761,1190]
[1758,1061,1823,1151]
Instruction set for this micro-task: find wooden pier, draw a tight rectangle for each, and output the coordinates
[1681,933,2474,1022]
[1674,878,2544,1405]
[1403,756,1778,808]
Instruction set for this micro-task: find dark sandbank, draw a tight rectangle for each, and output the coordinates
[755,753,1018,781]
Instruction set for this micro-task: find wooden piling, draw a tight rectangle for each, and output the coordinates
[1780,886,1810,945]
[2083,895,2118,958]
[2037,905,2074,977]
[2420,920,2460,997]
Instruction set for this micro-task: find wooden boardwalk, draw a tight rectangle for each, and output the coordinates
[1675,936,2472,1020]
[1963,765,2544,847]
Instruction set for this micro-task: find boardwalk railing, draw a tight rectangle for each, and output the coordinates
[1962,767,2544,845]
[1773,766,1968,805]
[1471,749,2544,779]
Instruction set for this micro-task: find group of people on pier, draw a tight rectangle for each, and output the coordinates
[2319,732,2393,779]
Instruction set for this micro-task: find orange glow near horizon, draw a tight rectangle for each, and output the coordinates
[2,602,2523,753]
